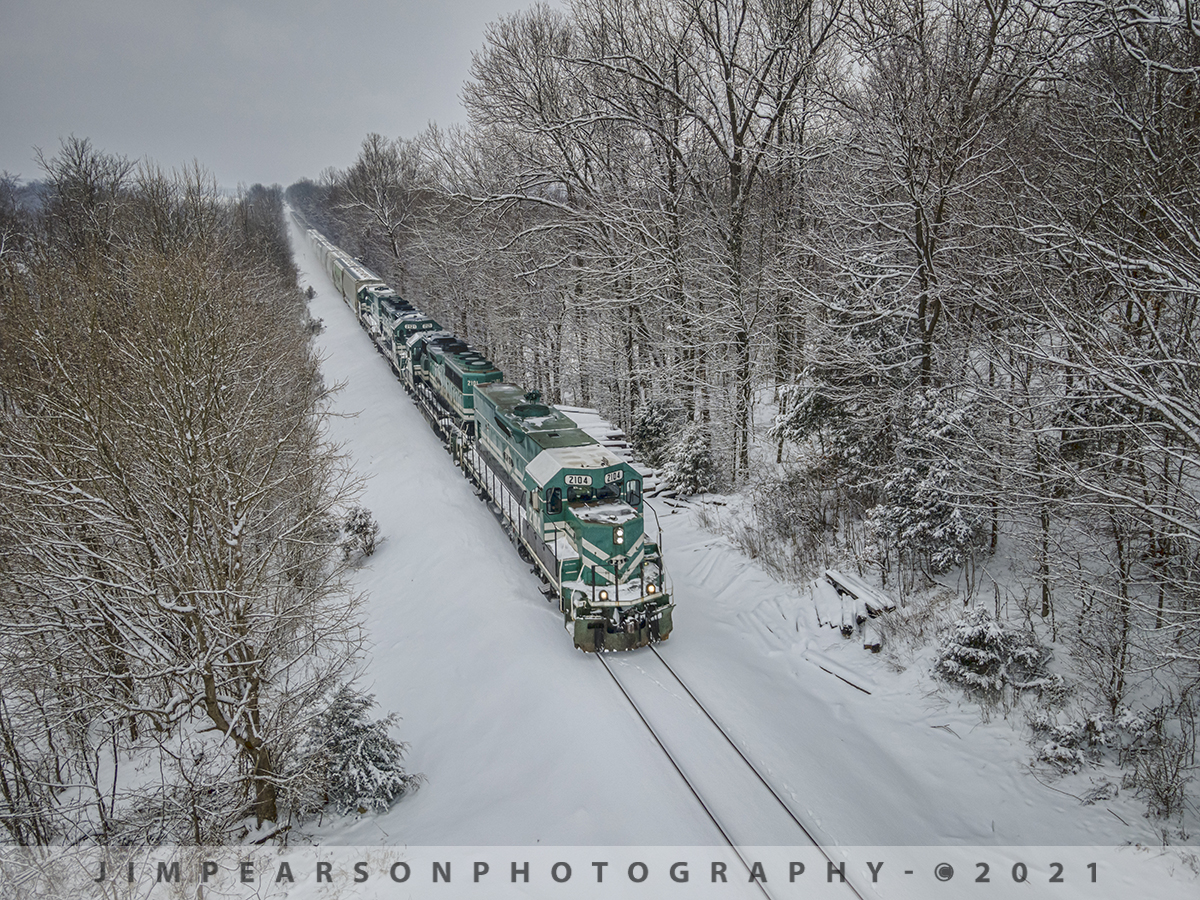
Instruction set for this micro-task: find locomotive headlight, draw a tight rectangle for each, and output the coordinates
[647,583,656,594]
[598,589,609,601]
[614,526,624,545]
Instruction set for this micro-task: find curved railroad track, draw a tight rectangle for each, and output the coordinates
[598,645,868,900]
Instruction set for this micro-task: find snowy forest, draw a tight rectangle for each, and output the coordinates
[0,140,417,845]
[288,0,1200,820]
[0,0,1194,855]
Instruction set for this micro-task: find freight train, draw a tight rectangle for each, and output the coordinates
[300,217,674,651]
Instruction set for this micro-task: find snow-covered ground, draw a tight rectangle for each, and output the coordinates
[285,220,1197,898]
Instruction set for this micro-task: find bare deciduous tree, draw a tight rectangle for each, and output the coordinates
[1,144,374,842]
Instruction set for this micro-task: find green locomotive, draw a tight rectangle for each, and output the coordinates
[472,384,673,651]
[301,219,673,651]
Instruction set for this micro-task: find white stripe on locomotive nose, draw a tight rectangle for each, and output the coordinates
[579,546,645,583]
[581,536,607,561]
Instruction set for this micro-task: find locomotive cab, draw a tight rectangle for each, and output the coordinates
[549,466,672,651]
[467,383,675,652]
[358,283,400,333]
[389,313,440,376]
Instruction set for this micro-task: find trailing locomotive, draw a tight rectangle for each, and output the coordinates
[299,217,674,651]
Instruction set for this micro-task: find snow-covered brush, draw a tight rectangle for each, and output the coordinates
[934,607,1052,702]
[301,687,422,818]
[340,506,381,560]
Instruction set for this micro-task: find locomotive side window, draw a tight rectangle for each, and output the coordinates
[627,480,641,507]
[547,487,563,515]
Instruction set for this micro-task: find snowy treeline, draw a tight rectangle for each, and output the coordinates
[290,0,1197,812]
[0,140,415,844]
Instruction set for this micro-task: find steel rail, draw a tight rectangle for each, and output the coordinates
[601,647,868,900]
[650,645,869,899]
[597,653,776,900]
[301,216,865,899]
[647,645,868,900]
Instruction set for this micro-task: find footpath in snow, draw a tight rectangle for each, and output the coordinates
[287,220,1196,899]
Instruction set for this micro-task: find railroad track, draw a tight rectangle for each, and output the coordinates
[598,646,867,900]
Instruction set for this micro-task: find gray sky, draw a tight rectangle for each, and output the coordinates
[0,0,542,190]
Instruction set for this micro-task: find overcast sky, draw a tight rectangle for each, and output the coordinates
[0,0,546,190]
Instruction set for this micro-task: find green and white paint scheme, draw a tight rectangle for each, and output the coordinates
[356,283,440,372]
[409,335,503,425]
[474,383,674,651]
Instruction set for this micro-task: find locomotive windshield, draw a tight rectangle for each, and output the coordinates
[567,483,620,504]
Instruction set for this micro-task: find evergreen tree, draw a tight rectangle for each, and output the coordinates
[629,399,682,469]
[935,608,1051,700]
[868,390,988,574]
[663,424,719,496]
[307,687,420,816]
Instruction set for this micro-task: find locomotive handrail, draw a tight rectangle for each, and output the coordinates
[646,497,664,557]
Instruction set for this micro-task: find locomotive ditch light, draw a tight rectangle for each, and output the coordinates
[599,589,609,602]
[647,583,656,594]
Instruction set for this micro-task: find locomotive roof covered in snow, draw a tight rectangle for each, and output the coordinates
[471,386,631,485]
[424,337,500,377]
[524,445,627,486]
[363,283,398,297]
[475,383,600,450]
[391,310,439,332]
[407,329,454,349]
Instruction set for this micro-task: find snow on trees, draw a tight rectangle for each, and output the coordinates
[867,390,988,577]
[662,423,720,496]
[339,133,426,292]
[285,0,1200,819]
[0,140,409,844]
[301,687,421,817]
[935,608,1052,701]
[341,506,382,560]
[629,399,683,471]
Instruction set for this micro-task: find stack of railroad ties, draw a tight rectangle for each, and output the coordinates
[299,214,674,652]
